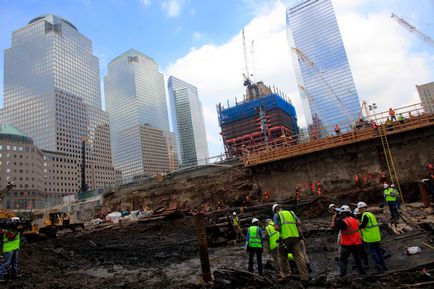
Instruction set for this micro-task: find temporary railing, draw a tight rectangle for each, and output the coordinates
[241,102,434,167]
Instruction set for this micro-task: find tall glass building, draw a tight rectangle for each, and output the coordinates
[286,0,361,129]
[2,15,118,193]
[168,76,209,167]
[105,49,176,180]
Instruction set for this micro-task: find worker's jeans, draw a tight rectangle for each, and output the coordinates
[278,237,308,280]
[340,245,366,277]
[367,242,386,271]
[387,201,399,221]
[248,248,263,276]
[0,250,19,278]
[270,248,279,274]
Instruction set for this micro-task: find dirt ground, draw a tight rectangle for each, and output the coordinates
[3,200,434,289]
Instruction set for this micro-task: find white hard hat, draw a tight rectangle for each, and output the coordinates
[329,204,336,209]
[384,183,389,188]
[11,217,20,221]
[272,204,281,213]
[340,205,351,213]
[232,212,237,216]
[354,208,360,215]
[391,184,396,188]
[357,201,367,209]
[252,218,259,224]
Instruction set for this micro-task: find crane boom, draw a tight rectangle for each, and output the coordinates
[391,13,434,48]
[242,29,250,80]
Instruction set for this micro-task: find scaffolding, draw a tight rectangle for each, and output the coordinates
[217,93,298,157]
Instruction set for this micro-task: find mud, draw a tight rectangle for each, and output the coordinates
[3,201,434,289]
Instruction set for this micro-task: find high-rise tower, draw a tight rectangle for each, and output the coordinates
[168,76,209,167]
[2,15,118,192]
[105,49,176,181]
[286,0,360,129]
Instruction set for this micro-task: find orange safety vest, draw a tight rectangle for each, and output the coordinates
[340,217,362,246]
[389,110,395,116]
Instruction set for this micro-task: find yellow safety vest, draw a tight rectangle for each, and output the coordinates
[265,224,279,250]
[3,230,20,253]
[277,210,299,239]
[361,212,381,243]
[248,226,262,248]
[232,217,239,226]
[384,188,397,202]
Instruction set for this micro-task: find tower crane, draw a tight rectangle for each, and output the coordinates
[391,13,434,48]
[291,47,355,127]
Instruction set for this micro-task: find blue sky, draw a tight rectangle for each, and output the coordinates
[1,0,434,157]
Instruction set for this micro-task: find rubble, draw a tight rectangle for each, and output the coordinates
[2,194,434,289]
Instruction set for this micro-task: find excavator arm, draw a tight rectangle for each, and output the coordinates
[0,180,16,205]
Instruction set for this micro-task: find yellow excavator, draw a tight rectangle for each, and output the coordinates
[0,180,39,239]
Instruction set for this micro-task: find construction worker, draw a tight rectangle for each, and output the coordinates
[232,212,244,241]
[0,218,21,282]
[385,118,393,131]
[334,124,341,136]
[357,202,387,272]
[389,108,396,121]
[353,208,370,270]
[264,219,280,275]
[383,183,399,222]
[398,113,405,124]
[272,203,308,281]
[245,218,263,276]
[333,205,366,277]
[390,184,401,210]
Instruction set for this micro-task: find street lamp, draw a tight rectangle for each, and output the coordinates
[368,103,378,122]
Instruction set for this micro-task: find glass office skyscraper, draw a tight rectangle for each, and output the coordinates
[168,76,209,167]
[105,49,176,180]
[286,0,360,129]
[2,15,118,192]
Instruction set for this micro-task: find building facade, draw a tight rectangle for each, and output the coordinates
[105,49,176,181]
[168,76,209,167]
[286,0,360,130]
[0,124,82,209]
[1,15,117,194]
[416,82,434,114]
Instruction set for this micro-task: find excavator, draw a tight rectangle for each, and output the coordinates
[0,180,39,239]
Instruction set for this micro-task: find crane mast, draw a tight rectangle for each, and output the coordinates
[391,13,434,48]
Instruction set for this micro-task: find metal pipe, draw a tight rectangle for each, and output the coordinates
[194,213,212,282]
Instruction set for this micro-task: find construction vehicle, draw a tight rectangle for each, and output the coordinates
[39,207,84,238]
[0,180,39,239]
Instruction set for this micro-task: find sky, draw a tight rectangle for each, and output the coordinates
[1,0,434,158]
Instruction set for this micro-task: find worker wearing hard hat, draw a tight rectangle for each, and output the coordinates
[272,203,308,281]
[333,205,366,277]
[353,207,370,270]
[245,218,263,276]
[0,218,22,282]
[264,219,280,275]
[357,202,387,272]
[231,212,244,241]
[383,183,399,222]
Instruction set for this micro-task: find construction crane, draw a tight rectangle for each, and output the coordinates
[242,29,252,86]
[291,47,354,127]
[391,13,434,48]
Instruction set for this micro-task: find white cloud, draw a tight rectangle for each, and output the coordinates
[140,0,151,7]
[165,1,434,156]
[192,31,203,40]
[162,0,183,17]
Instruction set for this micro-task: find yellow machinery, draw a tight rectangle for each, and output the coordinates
[39,208,84,238]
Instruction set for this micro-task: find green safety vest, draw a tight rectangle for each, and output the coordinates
[3,230,20,253]
[288,253,294,261]
[265,224,279,250]
[248,226,263,248]
[277,210,299,239]
[361,212,381,243]
[384,188,397,202]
